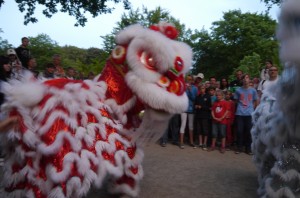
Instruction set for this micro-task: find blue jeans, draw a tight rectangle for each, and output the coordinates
[235,115,252,150]
[212,122,226,138]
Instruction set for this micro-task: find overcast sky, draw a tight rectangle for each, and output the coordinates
[0,0,280,49]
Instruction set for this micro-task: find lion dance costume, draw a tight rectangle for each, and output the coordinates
[0,22,192,198]
[252,0,300,197]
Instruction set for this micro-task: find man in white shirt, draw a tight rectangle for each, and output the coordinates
[257,66,279,98]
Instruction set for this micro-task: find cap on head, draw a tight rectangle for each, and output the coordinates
[7,49,16,55]
[195,73,204,79]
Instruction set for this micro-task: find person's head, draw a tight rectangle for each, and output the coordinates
[7,49,18,62]
[27,57,37,69]
[252,77,260,84]
[215,90,224,101]
[242,74,251,87]
[185,74,194,83]
[194,73,204,85]
[209,76,217,86]
[0,56,12,81]
[88,71,95,80]
[21,37,29,47]
[52,54,61,66]
[220,77,228,90]
[66,67,76,77]
[235,70,243,80]
[208,86,216,96]
[265,60,273,69]
[224,90,232,100]
[45,63,55,73]
[199,85,207,94]
[268,66,279,80]
[204,81,211,88]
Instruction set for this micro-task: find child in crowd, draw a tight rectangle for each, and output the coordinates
[194,85,211,150]
[208,86,217,105]
[225,90,236,149]
[210,90,229,153]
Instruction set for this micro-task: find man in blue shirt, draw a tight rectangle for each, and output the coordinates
[234,74,258,155]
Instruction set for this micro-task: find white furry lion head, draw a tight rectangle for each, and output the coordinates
[111,22,192,114]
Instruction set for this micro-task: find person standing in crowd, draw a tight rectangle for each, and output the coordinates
[260,60,273,81]
[194,73,204,88]
[252,77,260,90]
[39,63,56,80]
[229,69,243,93]
[209,76,217,88]
[7,49,23,80]
[208,86,217,105]
[66,67,76,80]
[52,54,65,78]
[27,57,39,78]
[257,66,279,98]
[159,114,180,147]
[234,74,258,155]
[87,72,95,80]
[15,37,31,69]
[179,75,198,149]
[0,56,12,83]
[194,85,211,150]
[210,90,229,153]
[220,77,229,92]
[224,90,235,149]
[0,56,20,165]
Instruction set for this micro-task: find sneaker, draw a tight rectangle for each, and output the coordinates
[190,143,196,149]
[202,145,208,151]
[208,147,215,152]
[245,149,253,155]
[235,150,240,154]
[220,147,226,154]
[179,144,184,149]
[161,142,167,147]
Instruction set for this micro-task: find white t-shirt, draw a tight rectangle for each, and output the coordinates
[257,77,279,94]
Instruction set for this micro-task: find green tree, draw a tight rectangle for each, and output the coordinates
[61,46,108,76]
[0,0,131,26]
[101,6,192,53]
[192,10,278,79]
[29,34,61,70]
[228,53,262,81]
[261,0,281,8]
[0,28,13,54]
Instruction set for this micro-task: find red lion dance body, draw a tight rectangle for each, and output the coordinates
[0,22,192,198]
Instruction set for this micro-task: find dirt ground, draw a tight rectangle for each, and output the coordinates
[87,142,258,198]
[0,143,258,198]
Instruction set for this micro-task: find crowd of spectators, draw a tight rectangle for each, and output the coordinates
[1,37,96,82]
[160,60,280,155]
[0,37,281,159]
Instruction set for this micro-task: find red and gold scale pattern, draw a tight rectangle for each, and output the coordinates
[6,79,140,198]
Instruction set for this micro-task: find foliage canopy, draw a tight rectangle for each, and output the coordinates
[191,10,278,79]
[0,0,131,26]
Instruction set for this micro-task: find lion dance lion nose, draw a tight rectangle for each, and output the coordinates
[157,56,186,96]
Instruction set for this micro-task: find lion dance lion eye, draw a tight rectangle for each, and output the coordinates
[139,51,157,71]
[174,56,184,72]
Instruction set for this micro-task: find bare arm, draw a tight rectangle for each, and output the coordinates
[0,116,19,132]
